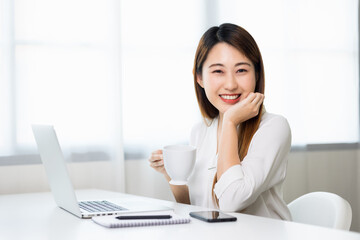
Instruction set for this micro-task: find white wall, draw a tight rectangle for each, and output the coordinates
[0,161,124,194]
[0,149,359,231]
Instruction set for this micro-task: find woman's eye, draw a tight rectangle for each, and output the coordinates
[212,70,223,74]
[237,69,247,73]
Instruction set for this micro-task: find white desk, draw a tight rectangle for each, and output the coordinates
[1,189,360,240]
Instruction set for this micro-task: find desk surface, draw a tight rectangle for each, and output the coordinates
[1,189,360,240]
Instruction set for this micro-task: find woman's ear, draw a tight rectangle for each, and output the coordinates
[196,74,204,88]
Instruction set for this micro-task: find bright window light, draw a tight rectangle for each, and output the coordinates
[0,0,358,164]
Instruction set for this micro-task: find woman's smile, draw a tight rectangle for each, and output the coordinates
[219,94,241,104]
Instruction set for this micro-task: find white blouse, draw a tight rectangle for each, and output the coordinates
[187,111,292,220]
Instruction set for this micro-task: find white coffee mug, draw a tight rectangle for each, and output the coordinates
[163,145,196,185]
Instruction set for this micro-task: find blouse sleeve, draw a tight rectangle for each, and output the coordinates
[213,115,291,212]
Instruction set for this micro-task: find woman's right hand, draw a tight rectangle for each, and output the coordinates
[149,149,190,204]
[148,149,168,176]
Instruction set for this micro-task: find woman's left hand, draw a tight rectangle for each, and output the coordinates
[223,92,264,126]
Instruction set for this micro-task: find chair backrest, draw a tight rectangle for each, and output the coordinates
[288,192,352,230]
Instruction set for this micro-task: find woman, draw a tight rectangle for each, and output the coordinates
[149,23,292,220]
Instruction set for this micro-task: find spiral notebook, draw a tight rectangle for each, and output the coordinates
[92,212,191,228]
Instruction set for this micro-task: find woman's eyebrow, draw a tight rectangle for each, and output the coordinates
[235,62,252,67]
[208,63,224,68]
[208,62,252,68]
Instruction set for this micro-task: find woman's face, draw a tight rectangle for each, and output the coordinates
[197,42,256,116]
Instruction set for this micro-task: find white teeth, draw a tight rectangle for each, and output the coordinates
[221,95,240,100]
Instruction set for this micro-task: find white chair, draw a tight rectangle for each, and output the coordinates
[288,191,352,230]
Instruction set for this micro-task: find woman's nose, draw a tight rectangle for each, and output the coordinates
[224,74,238,90]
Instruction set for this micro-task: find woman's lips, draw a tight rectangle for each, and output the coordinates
[219,94,241,104]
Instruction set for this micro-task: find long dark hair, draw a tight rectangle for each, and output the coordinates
[193,23,265,205]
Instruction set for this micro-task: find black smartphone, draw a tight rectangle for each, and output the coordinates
[189,211,237,223]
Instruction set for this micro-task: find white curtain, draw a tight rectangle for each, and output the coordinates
[0,0,125,191]
[120,0,206,157]
[1,0,358,162]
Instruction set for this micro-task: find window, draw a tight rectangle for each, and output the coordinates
[0,0,358,164]
[120,0,206,158]
[122,0,359,156]
[216,0,359,145]
[0,0,122,162]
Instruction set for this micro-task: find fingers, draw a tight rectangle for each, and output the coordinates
[148,149,164,168]
[149,150,163,162]
[241,92,264,118]
[242,92,263,103]
[224,92,264,125]
[256,94,265,108]
[250,93,264,115]
[149,153,163,162]
[150,159,164,167]
[252,92,264,105]
[242,92,264,107]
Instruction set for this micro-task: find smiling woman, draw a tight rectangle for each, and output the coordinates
[149,23,292,221]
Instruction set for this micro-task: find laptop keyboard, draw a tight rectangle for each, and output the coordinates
[79,200,127,213]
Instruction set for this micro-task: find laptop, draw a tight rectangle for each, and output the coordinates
[32,124,171,219]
